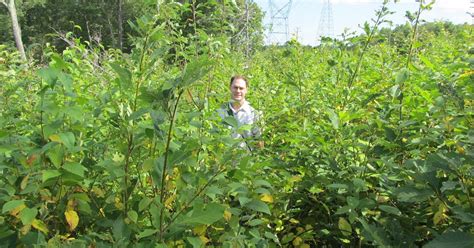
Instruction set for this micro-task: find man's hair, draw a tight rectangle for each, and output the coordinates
[230,75,248,87]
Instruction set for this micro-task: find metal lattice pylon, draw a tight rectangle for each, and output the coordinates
[316,0,334,42]
[267,0,293,44]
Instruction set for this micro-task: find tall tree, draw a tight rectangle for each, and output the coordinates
[1,0,26,60]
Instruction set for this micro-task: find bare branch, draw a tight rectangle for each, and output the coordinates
[0,0,8,9]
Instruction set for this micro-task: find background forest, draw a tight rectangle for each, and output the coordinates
[1,0,473,247]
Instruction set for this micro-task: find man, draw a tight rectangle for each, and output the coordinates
[218,75,263,151]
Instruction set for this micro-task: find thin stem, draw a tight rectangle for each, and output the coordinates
[158,89,184,241]
[161,167,226,234]
[398,1,423,165]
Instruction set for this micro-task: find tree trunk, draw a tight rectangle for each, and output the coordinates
[117,0,123,50]
[2,0,27,60]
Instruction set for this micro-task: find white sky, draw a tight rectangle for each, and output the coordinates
[255,0,473,45]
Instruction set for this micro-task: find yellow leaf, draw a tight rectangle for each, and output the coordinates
[300,244,310,248]
[338,217,352,236]
[292,237,303,246]
[260,194,274,203]
[433,211,444,225]
[67,199,76,210]
[20,174,30,190]
[289,218,299,224]
[456,145,465,155]
[49,134,61,143]
[199,235,210,244]
[290,175,302,183]
[65,209,79,231]
[223,210,232,222]
[10,203,26,217]
[99,208,105,217]
[32,219,49,234]
[20,224,31,235]
[193,225,207,236]
[92,186,105,198]
[165,194,176,210]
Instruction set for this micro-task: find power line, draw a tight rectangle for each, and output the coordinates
[267,0,293,44]
[317,0,334,42]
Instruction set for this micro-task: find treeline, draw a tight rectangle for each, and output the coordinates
[1,0,264,59]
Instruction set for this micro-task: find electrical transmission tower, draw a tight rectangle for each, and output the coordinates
[316,0,334,42]
[267,0,293,44]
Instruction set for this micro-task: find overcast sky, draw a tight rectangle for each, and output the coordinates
[254,0,473,45]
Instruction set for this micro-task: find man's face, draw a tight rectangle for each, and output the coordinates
[230,78,247,102]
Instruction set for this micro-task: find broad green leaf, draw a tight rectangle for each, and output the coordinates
[389,85,401,98]
[127,210,138,223]
[110,63,132,86]
[379,205,401,216]
[63,162,87,177]
[2,200,25,213]
[451,206,474,223]
[139,197,153,212]
[182,203,225,225]
[186,237,203,248]
[136,229,158,239]
[245,199,271,215]
[38,67,60,87]
[46,144,64,167]
[19,207,38,225]
[42,170,62,182]
[59,132,75,150]
[425,232,474,248]
[327,109,339,129]
[338,217,352,236]
[419,55,434,69]
[358,218,389,246]
[395,68,409,84]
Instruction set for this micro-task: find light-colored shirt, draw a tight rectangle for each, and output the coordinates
[218,100,262,149]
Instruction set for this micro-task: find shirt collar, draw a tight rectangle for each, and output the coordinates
[229,100,251,113]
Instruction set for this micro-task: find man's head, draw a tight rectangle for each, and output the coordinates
[229,76,248,104]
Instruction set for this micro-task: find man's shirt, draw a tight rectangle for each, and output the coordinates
[218,100,262,149]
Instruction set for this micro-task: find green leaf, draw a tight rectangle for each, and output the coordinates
[180,57,212,88]
[327,109,339,129]
[127,210,138,223]
[186,237,203,248]
[42,170,62,182]
[139,197,153,212]
[425,232,474,248]
[110,63,132,87]
[419,55,434,69]
[379,205,401,216]
[426,154,455,173]
[63,162,87,177]
[59,132,75,150]
[358,218,390,246]
[338,217,352,236]
[136,229,158,239]
[46,144,64,167]
[38,67,60,87]
[245,200,271,215]
[19,207,38,225]
[394,185,433,202]
[2,200,25,213]
[389,85,401,98]
[182,203,225,225]
[395,68,409,84]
